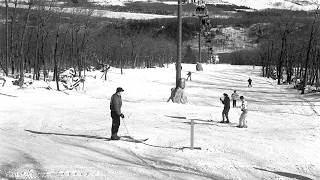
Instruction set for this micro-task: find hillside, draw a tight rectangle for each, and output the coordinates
[1,1,320,179]
[1,64,319,179]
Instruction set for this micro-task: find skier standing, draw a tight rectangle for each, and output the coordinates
[237,96,248,128]
[110,87,125,140]
[231,90,239,108]
[220,93,230,123]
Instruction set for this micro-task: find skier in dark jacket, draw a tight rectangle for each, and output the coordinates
[220,93,230,123]
[110,87,125,140]
[186,71,192,81]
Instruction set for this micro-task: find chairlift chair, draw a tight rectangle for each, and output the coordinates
[193,1,208,17]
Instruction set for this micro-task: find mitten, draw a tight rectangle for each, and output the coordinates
[120,113,125,118]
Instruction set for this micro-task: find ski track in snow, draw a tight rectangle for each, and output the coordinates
[1,64,320,180]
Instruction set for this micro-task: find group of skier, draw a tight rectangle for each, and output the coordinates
[109,76,252,140]
[220,90,248,128]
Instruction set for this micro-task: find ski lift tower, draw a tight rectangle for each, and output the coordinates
[193,0,208,64]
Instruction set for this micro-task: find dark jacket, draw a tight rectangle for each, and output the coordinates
[110,93,122,116]
[221,96,230,110]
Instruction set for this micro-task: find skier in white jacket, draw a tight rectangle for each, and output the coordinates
[237,96,248,128]
[231,90,239,108]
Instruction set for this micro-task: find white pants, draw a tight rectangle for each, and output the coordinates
[239,110,248,127]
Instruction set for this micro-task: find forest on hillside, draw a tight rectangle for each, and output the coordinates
[0,1,319,94]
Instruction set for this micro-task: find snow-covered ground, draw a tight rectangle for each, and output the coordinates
[1,64,319,180]
[91,9,176,20]
[219,0,318,10]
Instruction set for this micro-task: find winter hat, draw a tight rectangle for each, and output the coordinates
[116,87,124,93]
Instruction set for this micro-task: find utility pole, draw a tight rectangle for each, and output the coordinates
[198,17,201,63]
[5,0,8,76]
[176,0,182,88]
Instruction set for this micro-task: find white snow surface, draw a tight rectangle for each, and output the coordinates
[1,64,320,180]
[219,0,318,10]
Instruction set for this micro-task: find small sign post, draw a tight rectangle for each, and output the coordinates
[186,111,201,150]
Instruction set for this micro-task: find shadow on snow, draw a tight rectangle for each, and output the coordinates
[254,167,314,180]
[23,130,225,180]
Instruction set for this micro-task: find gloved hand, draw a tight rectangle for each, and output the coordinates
[120,113,125,118]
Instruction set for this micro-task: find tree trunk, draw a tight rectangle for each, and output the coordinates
[9,0,18,75]
[19,0,33,88]
[277,32,287,85]
[59,29,69,72]
[301,7,319,94]
[34,26,40,80]
[53,14,62,91]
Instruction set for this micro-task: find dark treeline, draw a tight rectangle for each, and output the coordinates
[0,2,198,84]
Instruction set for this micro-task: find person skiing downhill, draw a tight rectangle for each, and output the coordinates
[220,93,230,123]
[110,87,125,140]
[248,78,252,87]
[186,71,192,81]
[237,96,248,128]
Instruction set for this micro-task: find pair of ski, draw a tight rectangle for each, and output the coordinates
[108,136,149,143]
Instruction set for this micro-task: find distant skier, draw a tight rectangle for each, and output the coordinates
[0,77,6,87]
[110,87,125,140]
[186,71,192,81]
[220,93,230,123]
[237,96,248,128]
[231,90,239,108]
[248,78,252,87]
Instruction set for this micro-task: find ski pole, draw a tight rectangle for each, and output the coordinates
[122,117,131,136]
[122,117,138,149]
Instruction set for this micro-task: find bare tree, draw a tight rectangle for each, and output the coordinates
[52,13,63,91]
[18,0,34,88]
[273,16,299,85]
[8,0,19,75]
[301,5,319,94]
